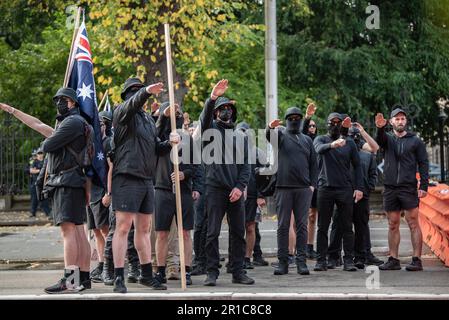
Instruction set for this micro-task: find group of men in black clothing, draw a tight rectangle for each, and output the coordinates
[0,75,429,294]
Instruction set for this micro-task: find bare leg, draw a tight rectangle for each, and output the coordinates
[133,213,152,264]
[289,212,296,255]
[405,207,422,257]
[93,229,105,263]
[60,223,78,268]
[156,231,169,266]
[245,222,256,258]
[112,212,133,268]
[386,211,401,258]
[183,230,193,266]
[307,208,317,245]
[75,225,91,272]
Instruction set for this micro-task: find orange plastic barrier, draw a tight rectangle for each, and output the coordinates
[419,183,449,267]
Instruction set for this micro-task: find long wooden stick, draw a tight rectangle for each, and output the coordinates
[97,89,109,111]
[63,7,82,87]
[164,23,186,291]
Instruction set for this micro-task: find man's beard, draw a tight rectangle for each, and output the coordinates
[393,124,405,133]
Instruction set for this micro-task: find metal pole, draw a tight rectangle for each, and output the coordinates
[265,0,278,123]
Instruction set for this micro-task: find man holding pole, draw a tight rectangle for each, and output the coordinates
[200,79,254,286]
[111,77,179,293]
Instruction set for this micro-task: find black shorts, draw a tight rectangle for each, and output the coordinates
[310,188,318,209]
[112,174,154,214]
[87,200,109,230]
[245,198,258,223]
[383,186,419,212]
[154,189,194,231]
[52,187,86,226]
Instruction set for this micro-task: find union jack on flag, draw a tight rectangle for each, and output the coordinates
[68,17,106,188]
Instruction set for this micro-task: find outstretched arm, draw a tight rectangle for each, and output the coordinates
[0,103,53,137]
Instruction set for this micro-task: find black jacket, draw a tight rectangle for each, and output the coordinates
[112,88,171,180]
[352,150,377,199]
[376,127,429,191]
[42,108,86,177]
[266,126,318,189]
[200,98,250,192]
[154,112,199,194]
[314,134,363,190]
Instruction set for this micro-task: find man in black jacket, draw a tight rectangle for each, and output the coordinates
[154,102,202,286]
[313,113,364,272]
[267,107,317,275]
[111,77,179,293]
[375,108,429,271]
[200,79,253,286]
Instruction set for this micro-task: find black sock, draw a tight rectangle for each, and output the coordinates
[185,266,191,273]
[307,244,313,250]
[157,265,166,276]
[80,271,90,283]
[114,267,124,278]
[141,263,153,278]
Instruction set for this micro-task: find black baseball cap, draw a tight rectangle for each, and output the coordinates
[390,108,407,118]
[327,112,343,122]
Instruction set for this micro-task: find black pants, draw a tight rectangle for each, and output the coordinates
[253,222,263,259]
[30,184,51,216]
[275,188,312,263]
[316,187,354,263]
[104,207,139,264]
[193,194,207,267]
[205,186,246,277]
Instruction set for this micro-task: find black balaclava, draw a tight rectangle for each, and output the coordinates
[348,127,363,150]
[217,107,232,122]
[55,98,70,116]
[286,118,302,133]
[327,112,343,140]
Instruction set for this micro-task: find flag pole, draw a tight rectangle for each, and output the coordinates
[63,7,82,87]
[98,89,109,111]
[164,23,187,291]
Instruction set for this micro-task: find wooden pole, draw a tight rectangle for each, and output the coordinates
[164,23,186,290]
[63,7,82,87]
[97,89,109,111]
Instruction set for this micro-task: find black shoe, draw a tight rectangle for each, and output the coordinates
[343,261,358,272]
[327,259,337,269]
[139,276,167,290]
[243,258,254,270]
[366,252,384,266]
[273,261,288,275]
[155,272,167,284]
[288,255,296,268]
[90,264,103,283]
[297,262,310,275]
[336,256,343,267]
[405,257,423,271]
[204,273,217,286]
[379,256,402,271]
[191,265,206,276]
[252,256,269,266]
[232,272,255,285]
[113,276,127,294]
[314,261,328,272]
[354,258,365,270]
[306,246,318,260]
[186,272,192,285]
[44,278,79,294]
[79,279,91,291]
[102,259,114,286]
[127,261,140,283]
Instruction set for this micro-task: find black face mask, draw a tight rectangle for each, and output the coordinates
[327,123,341,139]
[218,109,232,122]
[56,99,70,116]
[286,119,302,133]
[176,116,184,129]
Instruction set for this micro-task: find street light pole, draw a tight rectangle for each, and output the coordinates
[436,98,448,182]
[265,0,278,123]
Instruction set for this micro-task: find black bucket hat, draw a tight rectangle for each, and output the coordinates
[121,77,145,100]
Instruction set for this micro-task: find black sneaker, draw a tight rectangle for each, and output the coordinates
[313,261,328,272]
[186,272,193,285]
[252,256,269,266]
[90,264,103,283]
[405,257,423,271]
[273,261,289,275]
[327,259,337,269]
[113,276,127,293]
[191,265,206,276]
[366,252,384,266]
[44,278,80,294]
[306,246,318,260]
[204,273,217,286]
[297,262,310,275]
[139,276,167,290]
[127,261,140,283]
[354,258,365,270]
[379,256,401,271]
[288,255,296,268]
[79,279,91,291]
[155,272,167,284]
[343,261,358,272]
[232,272,255,285]
[243,258,254,270]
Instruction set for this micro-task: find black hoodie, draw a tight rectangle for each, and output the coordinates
[200,98,250,192]
[376,127,429,191]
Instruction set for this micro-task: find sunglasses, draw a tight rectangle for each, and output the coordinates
[309,124,316,128]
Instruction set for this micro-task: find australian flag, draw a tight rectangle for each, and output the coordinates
[68,19,106,188]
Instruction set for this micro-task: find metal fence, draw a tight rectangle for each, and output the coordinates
[0,114,44,195]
